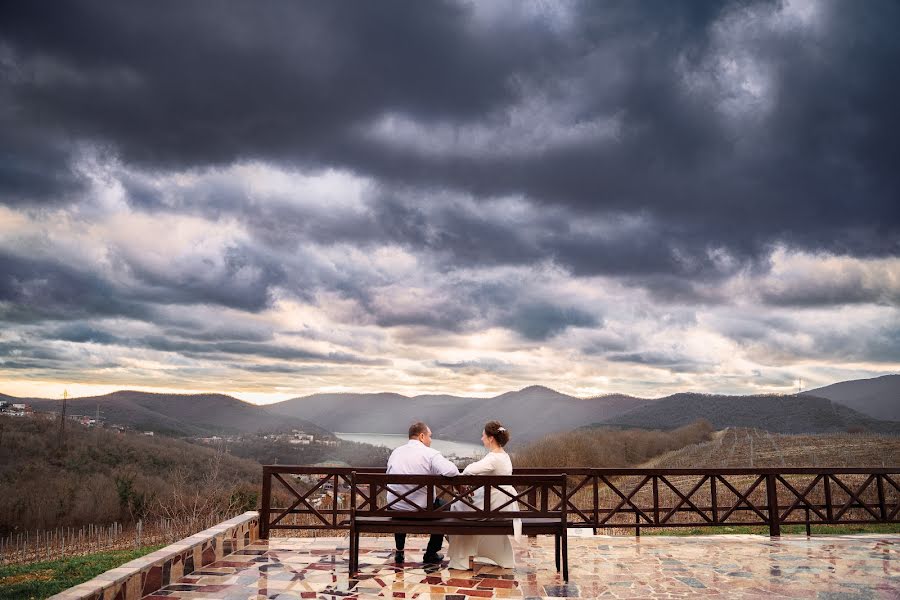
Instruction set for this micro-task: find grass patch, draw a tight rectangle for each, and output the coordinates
[632,523,900,536]
[0,545,164,600]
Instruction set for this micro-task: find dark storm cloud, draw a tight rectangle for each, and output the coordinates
[355,273,601,340]
[498,302,598,341]
[372,302,476,332]
[433,358,516,375]
[2,1,894,277]
[606,351,710,373]
[121,244,287,312]
[47,322,279,350]
[35,325,388,365]
[47,323,123,345]
[161,326,273,343]
[140,337,388,365]
[0,244,286,324]
[0,251,148,322]
[238,363,328,374]
[759,278,900,308]
[0,127,87,205]
[0,341,68,362]
[0,0,556,176]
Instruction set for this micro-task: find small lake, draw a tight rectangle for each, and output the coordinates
[334,432,484,460]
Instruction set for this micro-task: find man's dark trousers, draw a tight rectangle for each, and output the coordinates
[393,499,446,556]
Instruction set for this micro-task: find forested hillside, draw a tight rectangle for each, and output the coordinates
[511,420,715,469]
[20,391,331,438]
[0,415,260,534]
[0,415,389,535]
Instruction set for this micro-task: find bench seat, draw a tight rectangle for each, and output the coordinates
[349,472,568,580]
[354,515,562,534]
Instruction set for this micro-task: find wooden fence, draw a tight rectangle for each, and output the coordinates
[260,466,900,538]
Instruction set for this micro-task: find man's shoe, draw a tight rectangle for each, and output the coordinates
[422,552,444,564]
[392,550,404,564]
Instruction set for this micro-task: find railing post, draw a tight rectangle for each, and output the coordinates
[766,473,780,537]
[349,472,357,574]
[561,474,568,582]
[333,474,339,528]
[824,474,833,522]
[652,476,660,526]
[877,474,887,522]
[710,476,718,524]
[260,467,272,539]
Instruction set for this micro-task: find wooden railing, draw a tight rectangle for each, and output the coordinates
[259,466,900,538]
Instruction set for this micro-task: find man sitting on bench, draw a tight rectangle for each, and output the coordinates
[386,421,459,564]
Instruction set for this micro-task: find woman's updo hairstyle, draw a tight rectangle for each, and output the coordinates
[484,420,510,447]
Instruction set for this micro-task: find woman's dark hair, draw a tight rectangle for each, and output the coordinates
[484,420,510,447]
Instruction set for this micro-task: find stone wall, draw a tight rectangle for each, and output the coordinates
[48,511,259,600]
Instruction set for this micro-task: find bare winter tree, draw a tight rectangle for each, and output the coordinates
[149,446,248,537]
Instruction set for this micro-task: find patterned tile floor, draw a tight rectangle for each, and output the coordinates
[143,533,899,599]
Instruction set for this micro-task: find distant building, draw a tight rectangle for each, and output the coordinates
[2,403,33,417]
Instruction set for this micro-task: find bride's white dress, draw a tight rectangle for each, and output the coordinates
[447,451,521,570]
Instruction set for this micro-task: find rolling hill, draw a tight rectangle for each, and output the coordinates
[12,390,332,438]
[803,374,900,421]
[7,374,898,442]
[0,413,262,532]
[266,385,650,444]
[596,392,900,434]
[435,387,649,442]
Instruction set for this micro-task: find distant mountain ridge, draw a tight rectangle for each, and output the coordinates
[596,392,899,434]
[10,390,332,438]
[803,374,900,421]
[267,385,650,443]
[6,374,898,441]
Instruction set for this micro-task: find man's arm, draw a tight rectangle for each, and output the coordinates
[430,453,460,477]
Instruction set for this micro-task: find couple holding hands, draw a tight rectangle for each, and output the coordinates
[385,420,520,571]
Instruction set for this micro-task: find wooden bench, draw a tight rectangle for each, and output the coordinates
[349,472,568,580]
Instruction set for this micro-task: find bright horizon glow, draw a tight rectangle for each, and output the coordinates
[3,369,897,405]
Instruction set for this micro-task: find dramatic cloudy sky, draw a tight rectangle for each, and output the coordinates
[1,0,898,403]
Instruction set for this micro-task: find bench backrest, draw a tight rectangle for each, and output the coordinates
[350,472,567,520]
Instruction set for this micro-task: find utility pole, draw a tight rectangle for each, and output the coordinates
[59,389,68,453]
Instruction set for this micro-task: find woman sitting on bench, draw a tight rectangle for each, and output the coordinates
[448,421,522,570]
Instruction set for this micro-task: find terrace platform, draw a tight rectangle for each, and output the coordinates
[142,532,899,599]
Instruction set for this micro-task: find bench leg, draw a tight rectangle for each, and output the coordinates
[561,528,569,582]
[554,533,560,572]
[349,528,357,575]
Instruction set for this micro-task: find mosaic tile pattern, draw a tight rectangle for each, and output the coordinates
[144,533,900,599]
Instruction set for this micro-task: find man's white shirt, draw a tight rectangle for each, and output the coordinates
[386,439,459,510]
